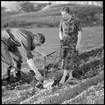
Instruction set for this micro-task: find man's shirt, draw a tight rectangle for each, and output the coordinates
[2,28,35,51]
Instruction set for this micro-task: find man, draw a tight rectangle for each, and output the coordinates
[1,28,45,85]
[59,6,82,85]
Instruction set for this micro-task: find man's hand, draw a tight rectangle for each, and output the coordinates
[40,52,46,57]
[36,74,43,81]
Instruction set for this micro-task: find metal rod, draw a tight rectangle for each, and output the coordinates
[43,56,46,78]
[46,51,56,57]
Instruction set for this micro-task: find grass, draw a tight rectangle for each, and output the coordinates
[1,3,104,104]
[2,4,103,28]
[1,4,104,102]
[62,81,104,104]
[2,25,104,104]
[39,72,104,104]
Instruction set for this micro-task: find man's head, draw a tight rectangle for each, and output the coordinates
[33,33,45,47]
[60,6,73,20]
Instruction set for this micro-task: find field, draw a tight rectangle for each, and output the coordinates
[2,3,103,28]
[2,26,103,73]
[2,26,104,104]
[1,3,104,104]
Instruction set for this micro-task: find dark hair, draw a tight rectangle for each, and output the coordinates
[61,6,73,14]
[37,33,45,44]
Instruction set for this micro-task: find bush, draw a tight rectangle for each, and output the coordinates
[20,2,35,12]
[73,5,103,25]
[2,20,35,28]
[34,3,48,11]
[19,2,48,12]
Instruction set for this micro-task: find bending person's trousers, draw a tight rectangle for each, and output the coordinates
[2,38,22,78]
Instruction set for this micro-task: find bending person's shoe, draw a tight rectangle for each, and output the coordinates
[2,76,10,82]
[15,72,21,82]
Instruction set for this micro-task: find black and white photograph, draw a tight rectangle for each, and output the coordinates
[1,1,104,104]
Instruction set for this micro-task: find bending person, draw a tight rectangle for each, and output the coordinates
[2,28,45,85]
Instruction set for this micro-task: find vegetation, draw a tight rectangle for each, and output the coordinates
[1,3,103,104]
[2,43,104,104]
[19,2,48,12]
[20,2,35,12]
[2,4,103,28]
